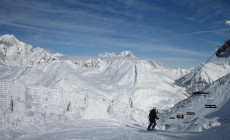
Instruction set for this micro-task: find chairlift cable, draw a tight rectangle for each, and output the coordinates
[196,51,217,73]
[159,50,217,110]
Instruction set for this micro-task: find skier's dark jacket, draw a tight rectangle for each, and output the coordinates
[149,109,159,123]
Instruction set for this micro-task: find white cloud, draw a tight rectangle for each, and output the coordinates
[183,28,230,36]
[226,20,230,25]
[158,57,197,62]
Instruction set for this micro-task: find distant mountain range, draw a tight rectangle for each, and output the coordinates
[98,51,136,58]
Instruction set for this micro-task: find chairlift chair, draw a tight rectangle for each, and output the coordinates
[205,105,217,108]
[185,101,196,115]
[186,112,195,115]
[205,99,217,108]
[168,110,177,120]
[176,114,184,119]
[205,95,217,108]
[169,116,176,119]
[175,107,184,119]
[168,110,176,120]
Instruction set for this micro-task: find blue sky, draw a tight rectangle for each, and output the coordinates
[0,0,230,68]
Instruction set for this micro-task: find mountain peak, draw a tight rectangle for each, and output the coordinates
[119,51,136,57]
[98,50,136,58]
[0,34,16,40]
[0,34,33,60]
[0,34,25,47]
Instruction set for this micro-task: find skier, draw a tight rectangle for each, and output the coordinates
[147,107,159,131]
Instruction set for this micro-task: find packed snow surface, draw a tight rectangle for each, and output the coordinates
[1,119,230,140]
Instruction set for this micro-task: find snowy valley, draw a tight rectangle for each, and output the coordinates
[0,34,230,140]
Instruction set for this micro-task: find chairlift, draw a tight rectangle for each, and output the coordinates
[168,107,184,120]
[185,101,195,115]
[168,111,177,120]
[205,95,217,108]
[186,112,195,115]
[205,105,217,108]
[176,114,184,119]
[216,38,230,58]
[169,116,176,119]
[175,107,184,119]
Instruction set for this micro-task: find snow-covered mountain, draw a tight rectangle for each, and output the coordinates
[176,62,230,94]
[0,34,190,131]
[1,34,230,138]
[0,34,58,68]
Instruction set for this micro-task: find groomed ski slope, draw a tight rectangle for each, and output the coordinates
[1,119,229,140]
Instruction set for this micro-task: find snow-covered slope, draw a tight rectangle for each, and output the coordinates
[1,119,230,140]
[73,57,191,109]
[0,34,190,131]
[176,62,230,93]
[161,72,230,131]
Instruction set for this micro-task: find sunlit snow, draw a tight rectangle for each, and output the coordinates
[0,34,230,140]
